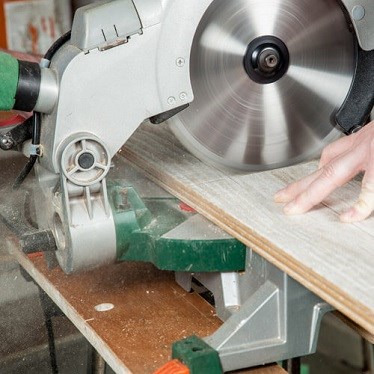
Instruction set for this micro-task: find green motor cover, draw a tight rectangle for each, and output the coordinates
[0,52,19,111]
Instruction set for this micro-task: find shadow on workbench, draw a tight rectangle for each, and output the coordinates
[0,154,371,374]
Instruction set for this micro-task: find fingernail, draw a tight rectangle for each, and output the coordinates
[340,208,357,223]
[284,202,301,215]
[274,190,287,203]
[341,203,370,223]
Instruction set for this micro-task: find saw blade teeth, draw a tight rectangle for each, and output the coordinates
[171,0,356,171]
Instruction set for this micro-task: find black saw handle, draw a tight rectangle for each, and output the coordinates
[335,48,374,134]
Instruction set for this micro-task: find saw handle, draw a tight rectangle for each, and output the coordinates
[335,48,374,134]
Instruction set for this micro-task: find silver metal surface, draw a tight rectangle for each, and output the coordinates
[34,67,59,114]
[341,0,374,51]
[176,249,333,371]
[71,0,142,52]
[172,0,356,171]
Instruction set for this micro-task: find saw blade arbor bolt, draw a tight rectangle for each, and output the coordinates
[258,47,280,73]
[244,35,290,85]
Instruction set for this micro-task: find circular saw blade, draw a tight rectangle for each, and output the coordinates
[171,0,356,171]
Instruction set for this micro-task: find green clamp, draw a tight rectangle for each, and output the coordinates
[108,180,246,273]
[172,335,223,374]
[0,52,19,111]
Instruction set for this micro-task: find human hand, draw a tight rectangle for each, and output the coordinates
[274,121,374,222]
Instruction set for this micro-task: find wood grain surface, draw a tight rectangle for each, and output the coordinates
[120,122,374,337]
[9,242,285,374]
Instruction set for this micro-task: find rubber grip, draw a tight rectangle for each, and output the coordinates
[0,52,19,111]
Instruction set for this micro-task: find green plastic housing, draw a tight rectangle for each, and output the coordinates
[108,180,246,273]
[172,335,223,374]
[0,52,19,111]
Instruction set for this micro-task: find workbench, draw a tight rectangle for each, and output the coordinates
[8,246,286,374]
[4,122,374,373]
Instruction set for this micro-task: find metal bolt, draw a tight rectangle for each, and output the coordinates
[179,92,188,101]
[258,47,280,73]
[167,96,176,105]
[352,5,365,21]
[116,188,130,210]
[265,54,278,68]
[78,152,95,169]
[350,125,363,134]
[0,136,14,150]
[176,57,185,67]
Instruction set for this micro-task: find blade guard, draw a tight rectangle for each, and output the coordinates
[335,48,374,134]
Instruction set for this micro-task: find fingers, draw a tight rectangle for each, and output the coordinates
[318,134,355,168]
[274,168,323,203]
[274,135,357,204]
[282,151,362,215]
[275,121,374,222]
[340,163,374,223]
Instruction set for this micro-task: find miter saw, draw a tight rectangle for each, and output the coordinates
[0,0,373,372]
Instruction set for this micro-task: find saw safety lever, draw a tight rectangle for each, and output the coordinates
[335,48,374,134]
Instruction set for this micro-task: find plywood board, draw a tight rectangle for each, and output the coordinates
[121,122,374,336]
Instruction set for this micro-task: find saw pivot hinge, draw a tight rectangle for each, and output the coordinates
[335,48,374,134]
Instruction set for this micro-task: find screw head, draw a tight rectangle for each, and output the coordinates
[258,47,280,73]
[167,96,176,105]
[0,136,14,150]
[352,5,365,21]
[176,57,185,67]
[265,54,279,68]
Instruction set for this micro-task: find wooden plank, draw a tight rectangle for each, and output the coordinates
[8,241,285,374]
[121,122,374,336]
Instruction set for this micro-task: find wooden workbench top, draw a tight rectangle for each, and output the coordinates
[121,122,374,337]
[9,243,285,374]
